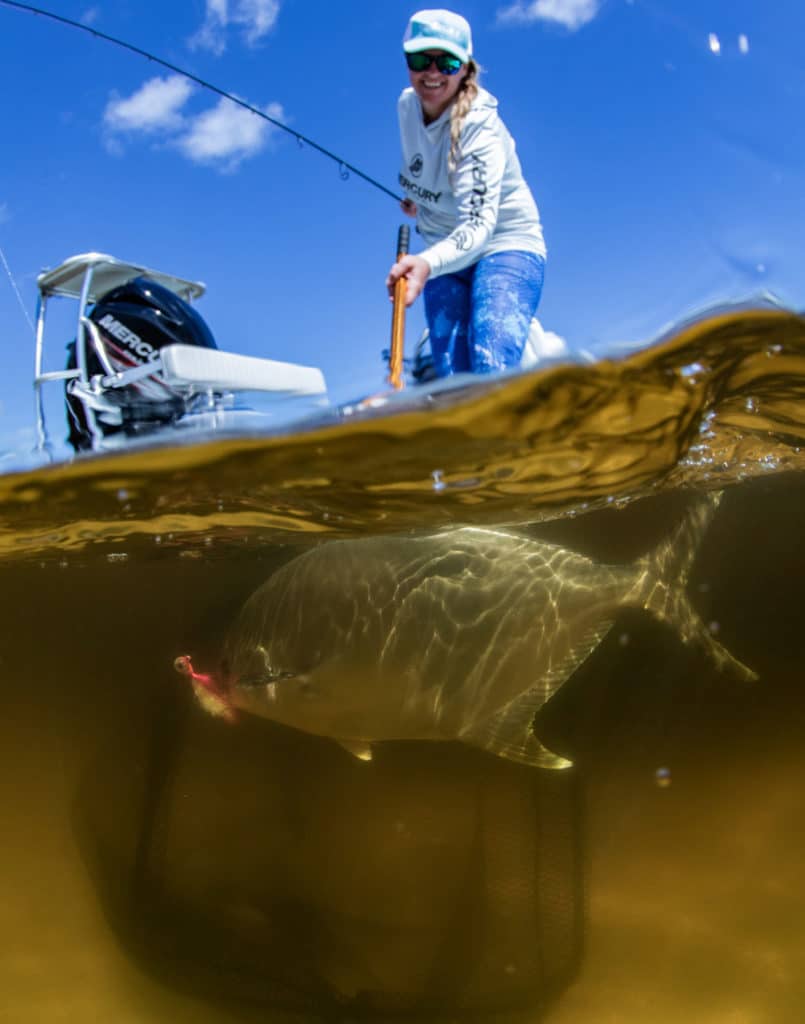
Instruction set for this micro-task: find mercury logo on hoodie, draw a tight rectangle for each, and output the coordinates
[398,172,443,204]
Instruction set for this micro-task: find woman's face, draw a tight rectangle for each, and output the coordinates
[408,50,468,121]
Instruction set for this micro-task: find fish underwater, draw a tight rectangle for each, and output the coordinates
[175,492,757,769]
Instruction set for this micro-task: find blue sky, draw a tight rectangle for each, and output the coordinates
[1,0,803,461]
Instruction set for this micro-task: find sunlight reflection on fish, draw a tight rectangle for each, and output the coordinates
[175,492,756,769]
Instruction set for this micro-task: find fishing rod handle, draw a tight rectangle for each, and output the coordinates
[389,224,409,390]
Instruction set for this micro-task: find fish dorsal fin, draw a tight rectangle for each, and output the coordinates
[338,739,373,762]
[463,618,615,769]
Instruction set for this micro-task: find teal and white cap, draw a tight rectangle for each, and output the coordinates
[403,9,473,65]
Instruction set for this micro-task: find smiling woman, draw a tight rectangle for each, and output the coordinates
[387,8,547,379]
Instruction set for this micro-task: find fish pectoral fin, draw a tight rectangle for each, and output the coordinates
[337,739,373,762]
[464,689,572,770]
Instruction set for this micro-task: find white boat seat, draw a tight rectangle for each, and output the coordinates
[158,344,326,396]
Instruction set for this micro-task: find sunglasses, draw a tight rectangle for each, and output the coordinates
[405,52,464,75]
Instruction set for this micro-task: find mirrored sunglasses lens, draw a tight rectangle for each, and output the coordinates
[436,55,462,74]
[406,53,431,71]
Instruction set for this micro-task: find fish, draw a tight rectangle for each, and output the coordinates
[175,492,756,769]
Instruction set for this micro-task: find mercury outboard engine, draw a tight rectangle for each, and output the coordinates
[66,275,217,451]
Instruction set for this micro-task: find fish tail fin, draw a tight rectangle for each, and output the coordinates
[631,491,757,682]
[650,489,723,590]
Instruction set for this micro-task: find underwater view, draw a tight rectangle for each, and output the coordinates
[1,306,804,1022]
[2,0,805,1020]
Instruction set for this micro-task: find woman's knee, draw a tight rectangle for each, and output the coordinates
[470,253,545,371]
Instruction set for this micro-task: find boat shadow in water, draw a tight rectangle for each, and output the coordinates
[74,694,585,1017]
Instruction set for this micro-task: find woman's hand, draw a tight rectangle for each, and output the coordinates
[386,254,431,307]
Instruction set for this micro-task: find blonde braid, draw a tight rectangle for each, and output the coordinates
[448,59,480,172]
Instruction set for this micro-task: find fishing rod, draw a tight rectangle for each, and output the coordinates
[388,224,410,390]
[0,0,403,204]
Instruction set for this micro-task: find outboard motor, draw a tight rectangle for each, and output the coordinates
[66,275,217,451]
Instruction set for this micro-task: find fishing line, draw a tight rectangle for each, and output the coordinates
[0,240,36,337]
[0,0,403,203]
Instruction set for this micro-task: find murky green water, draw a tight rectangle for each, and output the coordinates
[1,307,804,1022]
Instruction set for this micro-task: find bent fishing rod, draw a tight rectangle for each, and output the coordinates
[0,0,403,204]
[1,0,412,386]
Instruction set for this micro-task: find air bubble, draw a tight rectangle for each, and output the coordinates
[680,361,707,384]
[655,767,672,788]
[431,469,446,492]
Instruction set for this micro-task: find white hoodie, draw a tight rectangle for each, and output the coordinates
[397,86,546,278]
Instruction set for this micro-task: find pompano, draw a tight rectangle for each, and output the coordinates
[175,493,756,769]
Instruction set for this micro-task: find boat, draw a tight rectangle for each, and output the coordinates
[32,252,328,454]
[30,250,579,457]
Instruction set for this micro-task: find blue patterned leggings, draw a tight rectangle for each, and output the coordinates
[423,250,545,377]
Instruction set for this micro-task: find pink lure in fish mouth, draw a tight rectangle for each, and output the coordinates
[173,654,237,723]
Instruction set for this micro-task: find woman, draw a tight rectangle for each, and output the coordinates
[387,9,547,378]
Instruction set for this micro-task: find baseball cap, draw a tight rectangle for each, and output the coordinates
[402,9,473,65]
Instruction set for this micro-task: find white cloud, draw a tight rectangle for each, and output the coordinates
[104,75,194,134]
[189,0,228,55]
[102,75,281,172]
[497,0,601,31]
[190,0,280,55]
[175,98,283,172]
